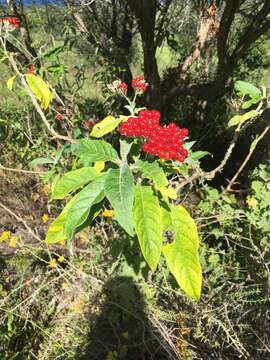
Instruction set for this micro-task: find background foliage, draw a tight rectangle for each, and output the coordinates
[0,0,270,359]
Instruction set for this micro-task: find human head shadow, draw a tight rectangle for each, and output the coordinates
[76,276,171,360]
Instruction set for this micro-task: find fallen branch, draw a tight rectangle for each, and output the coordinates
[0,200,42,243]
[0,163,46,175]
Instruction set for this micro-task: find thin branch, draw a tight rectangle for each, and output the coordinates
[1,43,75,144]
[225,124,270,192]
[0,163,46,175]
[0,200,42,243]
[176,122,242,194]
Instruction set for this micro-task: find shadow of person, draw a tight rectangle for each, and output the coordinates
[76,276,170,360]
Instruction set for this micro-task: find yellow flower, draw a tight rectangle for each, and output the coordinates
[58,255,65,263]
[70,298,85,313]
[247,198,258,209]
[59,239,66,246]
[49,258,57,268]
[0,231,11,243]
[102,209,115,218]
[62,282,70,290]
[9,236,19,248]
[42,213,49,224]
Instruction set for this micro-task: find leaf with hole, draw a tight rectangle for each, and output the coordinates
[162,204,202,301]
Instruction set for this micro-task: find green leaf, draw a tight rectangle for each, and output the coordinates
[104,164,134,236]
[43,45,64,60]
[133,185,163,271]
[234,80,262,98]
[25,74,53,110]
[73,139,119,163]
[45,194,78,244]
[52,167,98,200]
[65,175,106,240]
[190,151,211,161]
[136,160,168,188]
[7,76,16,91]
[90,115,122,138]
[228,110,259,127]
[29,157,55,168]
[242,95,262,109]
[162,205,202,301]
[120,139,133,161]
[184,141,196,151]
[45,195,102,244]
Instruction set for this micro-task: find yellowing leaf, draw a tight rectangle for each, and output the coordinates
[157,186,177,200]
[94,161,105,173]
[0,231,11,242]
[26,74,53,110]
[45,195,78,244]
[7,76,16,91]
[162,205,202,301]
[9,236,19,248]
[90,115,121,138]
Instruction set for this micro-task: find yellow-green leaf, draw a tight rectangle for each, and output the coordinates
[26,74,53,110]
[94,161,105,173]
[7,76,16,91]
[136,160,168,188]
[51,167,98,200]
[157,186,177,200]
[45,195,77,244]
[133,185,162,271]
[90,115,121,138]
[162,204,202,301]
[228,110,258,127]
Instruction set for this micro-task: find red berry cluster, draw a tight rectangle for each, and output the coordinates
[117,81,128,93]
[119,110,189,162]
[0,17,20,29]
[131,76,148,93]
